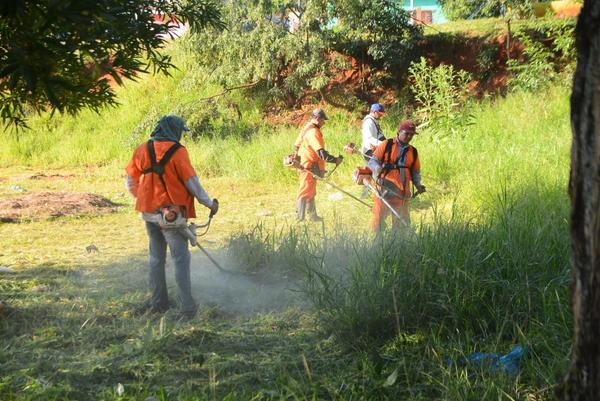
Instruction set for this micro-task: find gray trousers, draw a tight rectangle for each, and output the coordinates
[145,221,196,313]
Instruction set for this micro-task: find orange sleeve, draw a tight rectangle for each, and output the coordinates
[125,144,145,179]
[372,140,388,161]
[306,129,325,152]
[171,147,197,181]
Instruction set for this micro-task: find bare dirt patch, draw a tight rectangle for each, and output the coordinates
[0,192,121,223]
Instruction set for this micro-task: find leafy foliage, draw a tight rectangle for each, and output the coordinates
[190,0,419,105]
[507,33,555,92]
[408,57,473,138]
[508,20,575,92]
[189,0,331,104]
[329,0,421,72]
[0,0,224,128]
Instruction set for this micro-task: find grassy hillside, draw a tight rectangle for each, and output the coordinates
[0,37,571,209]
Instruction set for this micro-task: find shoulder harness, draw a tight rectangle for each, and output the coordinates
[141,140,182,192]
[380,139,418,178]
[366,115,385,141]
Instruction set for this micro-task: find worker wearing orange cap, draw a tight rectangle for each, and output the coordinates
[367,120,426,232]
[294,108,343,222]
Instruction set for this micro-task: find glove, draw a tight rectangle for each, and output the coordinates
[335,155,344,165]
[209,198,219,217]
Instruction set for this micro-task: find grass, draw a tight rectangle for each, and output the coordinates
[0,32,573,400]
[424,16,577,36]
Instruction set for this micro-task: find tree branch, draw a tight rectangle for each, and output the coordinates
[196,81,261,101]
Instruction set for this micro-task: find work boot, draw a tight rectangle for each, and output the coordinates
[306,199,323,222]
[296,198,307,221]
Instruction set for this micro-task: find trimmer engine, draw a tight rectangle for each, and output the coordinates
[352,167,373,185]
[159,205,187,228]
[283,154,300,169]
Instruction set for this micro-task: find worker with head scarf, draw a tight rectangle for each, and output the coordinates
[125,114,219,322]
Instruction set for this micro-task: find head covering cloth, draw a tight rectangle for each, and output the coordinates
[150,114,190,142]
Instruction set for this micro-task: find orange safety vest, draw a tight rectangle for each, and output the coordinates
[297,124,326,173]
[126,140,199,217]
[373,138,420,198]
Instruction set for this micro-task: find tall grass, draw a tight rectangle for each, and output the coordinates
[230,183,569,342]
[0,39,570,199]
[221,181,570,399]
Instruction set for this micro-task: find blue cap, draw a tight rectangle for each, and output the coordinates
[311,108,329,120]
[370,103,385,113]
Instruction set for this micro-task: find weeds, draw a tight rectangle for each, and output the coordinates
[408,57,474,140]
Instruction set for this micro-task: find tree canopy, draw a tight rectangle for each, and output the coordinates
[0,0,223,128]
[190,0,420,105]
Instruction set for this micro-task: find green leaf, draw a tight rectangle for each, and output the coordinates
[382,369,398,387]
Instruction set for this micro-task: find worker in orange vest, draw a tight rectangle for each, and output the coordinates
[293,108,343,222]
[125,115,219,322]
[367,120,426,232]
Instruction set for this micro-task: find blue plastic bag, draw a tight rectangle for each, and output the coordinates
[448,345,526,375]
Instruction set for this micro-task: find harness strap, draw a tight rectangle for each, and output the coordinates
[141,140,182,200]
[380,141,417,171]
[299,122,322,173]
[380,139,396,179]
[296,122,319,152]
[379,139,418,196]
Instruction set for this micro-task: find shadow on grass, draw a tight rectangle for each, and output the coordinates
[0,182,573,400]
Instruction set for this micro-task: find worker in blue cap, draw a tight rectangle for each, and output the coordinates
[360,103,387,161]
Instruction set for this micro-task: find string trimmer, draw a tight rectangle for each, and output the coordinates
[284,152,373,209]
[352,166,425,221]
[167,207,241,275]
[343,142,377,161]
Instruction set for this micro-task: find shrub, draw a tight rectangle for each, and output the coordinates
[508,32,555,92]
[508,19,576,92]
[408,57,473,139]
[439,0,534,20]
[330,0,421,72]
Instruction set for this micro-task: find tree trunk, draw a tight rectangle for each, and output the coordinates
[559,1,600,400]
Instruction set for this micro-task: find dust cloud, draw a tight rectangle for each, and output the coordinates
[188,250,306,315]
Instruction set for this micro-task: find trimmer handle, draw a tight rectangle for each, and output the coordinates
[209,198,219,218]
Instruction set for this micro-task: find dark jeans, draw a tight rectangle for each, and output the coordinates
[145,221,196,313]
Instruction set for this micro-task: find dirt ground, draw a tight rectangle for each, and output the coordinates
[0,192,121,223]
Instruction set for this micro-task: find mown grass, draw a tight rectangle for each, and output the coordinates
[0,32,572,400]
